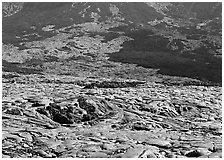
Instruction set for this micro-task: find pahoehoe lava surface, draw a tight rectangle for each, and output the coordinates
[2,2,222,158]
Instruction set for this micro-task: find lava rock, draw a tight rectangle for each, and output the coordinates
[4,107,23,116]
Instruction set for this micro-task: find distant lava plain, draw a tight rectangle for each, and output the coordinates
[2,2,222,85]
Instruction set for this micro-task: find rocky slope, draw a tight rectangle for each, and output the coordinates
[2,2,222,158]
[2,2,24,17]
[3,2,222,56]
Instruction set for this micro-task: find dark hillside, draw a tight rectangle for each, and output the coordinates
[108,29,222,84]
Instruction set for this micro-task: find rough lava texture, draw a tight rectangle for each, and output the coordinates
[2,74,222,158]
[2,2,222,158]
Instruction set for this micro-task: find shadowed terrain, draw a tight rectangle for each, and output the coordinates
[108,29,222,84]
